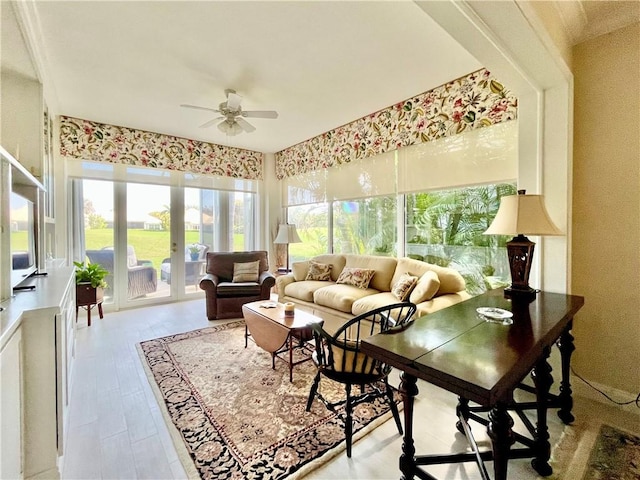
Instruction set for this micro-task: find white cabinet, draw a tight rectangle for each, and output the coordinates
[0,326,23,479]
[0,266,75,479]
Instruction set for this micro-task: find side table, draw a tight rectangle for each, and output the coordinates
[272,268,291,295]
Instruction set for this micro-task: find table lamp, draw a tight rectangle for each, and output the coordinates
[274,223,302,272]
[484,190,562,300]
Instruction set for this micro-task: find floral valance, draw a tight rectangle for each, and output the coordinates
[275,68,517,179]
[59,116,264,180]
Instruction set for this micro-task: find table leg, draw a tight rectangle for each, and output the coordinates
[98,303,104,319]
[288,334,294,382]
[245,324,249,348]
[531,346,553,476]
[556,320,575,424]
[87,305,92,327]
[487,402,514,480]
[455,396,470,435]
[399,372,418,480]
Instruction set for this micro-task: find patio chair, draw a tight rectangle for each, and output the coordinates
[85,246,157,300]
[305,302,417,457]
[160,243,209,286]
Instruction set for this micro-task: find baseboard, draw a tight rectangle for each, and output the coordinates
[572,374,640,416]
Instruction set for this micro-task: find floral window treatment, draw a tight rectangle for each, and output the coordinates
[275,68,517,179]
[59,116,264,180]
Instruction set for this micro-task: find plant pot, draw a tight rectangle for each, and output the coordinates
[76,283,104,306]
[190,253,199,261]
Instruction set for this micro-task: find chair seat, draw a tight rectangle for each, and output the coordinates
[217,281,261,296]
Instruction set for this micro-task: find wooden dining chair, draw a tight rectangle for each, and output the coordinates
[305,302,417,457]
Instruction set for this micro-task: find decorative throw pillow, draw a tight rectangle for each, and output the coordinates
[232,260,260,283]
[336,267,375,289]
[409,270,440,304]
[391,273,418,301]
[291,261,309,282]
[306,261,332,281]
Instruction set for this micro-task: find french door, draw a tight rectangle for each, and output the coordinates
[78,176,257,310]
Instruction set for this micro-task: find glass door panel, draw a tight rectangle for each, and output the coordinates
[125,183,171,303]
[81,179,115,304]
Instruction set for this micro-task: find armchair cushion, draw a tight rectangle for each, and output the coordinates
[233,261,260,282]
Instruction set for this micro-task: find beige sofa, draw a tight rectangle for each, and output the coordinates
[276,254,471,330]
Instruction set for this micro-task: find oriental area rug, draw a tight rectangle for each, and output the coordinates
[582,424,640,480]
[137,321,398,480]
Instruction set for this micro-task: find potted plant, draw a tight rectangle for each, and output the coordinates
[74,260,109,306]
[188,244,201,261]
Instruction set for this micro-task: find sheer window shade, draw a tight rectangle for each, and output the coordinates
[67,160,258,192]
[283,169,327,206]
[398,121,517,194]
[326,151,396,201]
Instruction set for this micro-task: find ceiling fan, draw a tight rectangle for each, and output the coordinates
[181,89,278,136]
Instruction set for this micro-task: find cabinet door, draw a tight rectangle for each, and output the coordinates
[0,328,23,479]
[56,281,76,456]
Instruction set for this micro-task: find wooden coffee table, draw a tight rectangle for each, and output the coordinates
[242,301,324,382]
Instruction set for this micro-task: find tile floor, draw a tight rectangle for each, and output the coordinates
[62,299,638,479]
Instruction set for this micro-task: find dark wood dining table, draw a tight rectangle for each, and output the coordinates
[360,288,584,480]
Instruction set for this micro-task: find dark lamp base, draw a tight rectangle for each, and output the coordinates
[504,286,538,301]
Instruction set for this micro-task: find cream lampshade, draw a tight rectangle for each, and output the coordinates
[274,224,302,272]
[484,190,562,299]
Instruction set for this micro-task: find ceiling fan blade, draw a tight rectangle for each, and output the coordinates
[242,110,278,119]
[199,116,224,128]
[180,104,220,114]
[235,117,256,133]
[226,92,242,111]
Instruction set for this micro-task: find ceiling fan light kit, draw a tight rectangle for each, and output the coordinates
[181,89,278,136]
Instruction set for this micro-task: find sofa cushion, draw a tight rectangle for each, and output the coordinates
[393,257,465,295]
[410,270,440,304]
[391,273,418,301]
[344,254,398,292]
[233,260,260,282]
[292,261,310,281]
[336,267,375,289]
[309,254,347,281]
[314,284,378,313]
[284,280,333,302]
[306,261,332,281]
[351,292,399,317]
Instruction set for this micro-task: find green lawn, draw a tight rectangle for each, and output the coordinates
[84,229,244,270]
[10,232,28,251]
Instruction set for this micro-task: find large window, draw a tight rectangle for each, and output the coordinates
[282,121,518,295]
[287,203,329,264]
[405,183,516,294]
[333,196,397,256]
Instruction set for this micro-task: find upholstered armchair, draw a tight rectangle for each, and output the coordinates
[199,251,275,320]
[85,246,157,300]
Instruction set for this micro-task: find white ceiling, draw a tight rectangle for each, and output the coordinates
[9,1,482,154]
[4,1,637,155]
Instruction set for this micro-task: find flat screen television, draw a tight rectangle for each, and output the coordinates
[10,191,38,289]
